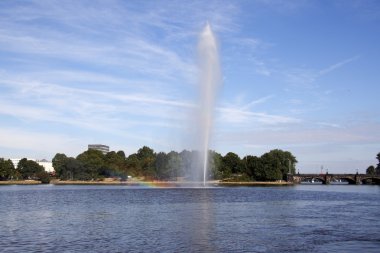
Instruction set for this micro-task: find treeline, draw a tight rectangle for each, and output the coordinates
[0,158,50,183]
[366,152,380,175]
[52,147,297,182]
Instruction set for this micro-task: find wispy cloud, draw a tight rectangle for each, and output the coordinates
[240,95,274,110]
[319,56,360,76]
[0,79,193,127]
[284,56,360,87]
[217,122,380,147]
[255,0,314,13]
[216,106,300,126]
[0,127,82,158]
[0,0,248,157]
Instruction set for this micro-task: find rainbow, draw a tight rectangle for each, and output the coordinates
[124,180,214,188]
[125,180,179,188]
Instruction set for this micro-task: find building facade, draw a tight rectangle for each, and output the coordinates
[88,144,109,154]
[10,158,54,173]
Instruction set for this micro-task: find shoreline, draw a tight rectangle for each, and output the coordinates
[51,180,293,187]
[0,180,41,185]
[1,179,293,186]
[218,181,293,186]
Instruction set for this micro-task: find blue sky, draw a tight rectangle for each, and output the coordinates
[0,0,379,173]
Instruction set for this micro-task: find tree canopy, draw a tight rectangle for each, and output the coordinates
[366,165,375,176]
[49,147,298,182]
[0,158,15,180]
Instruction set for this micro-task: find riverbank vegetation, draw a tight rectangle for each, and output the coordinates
[0,158,50,183]
[50,147,297,182]
[366,152,380,176]
[1,147,297,183]
[2,150,379,184]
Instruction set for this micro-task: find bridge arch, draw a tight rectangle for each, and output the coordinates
[330,176,356,184]
[300,176,325,184]
[360,176,380,184]
[288,173,380,185]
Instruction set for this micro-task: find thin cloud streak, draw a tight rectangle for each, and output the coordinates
[284,55,360,87]
[319,55,360,75]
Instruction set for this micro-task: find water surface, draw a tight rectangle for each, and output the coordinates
[0,185,379,252]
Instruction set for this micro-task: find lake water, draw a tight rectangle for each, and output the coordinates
[0,184,379,252]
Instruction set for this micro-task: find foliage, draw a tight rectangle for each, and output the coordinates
[76,149,105,180]
[261,149,297,180]
[136,146,156,179]
[126,154,141,177]
[0,158,15,180]
[260,153,283,181]
[103,151,127,179]
[209,151,222,180]
[167,151,182,179]
[222,152,243,175]
[17,158,45,180]
[52,153,68,178]
[37,171,51,184]
[366,165,375,176]
[47,146,299,182]
[155,152,169,180]
[16,158,50,182]
[244,155,262,180]
[8,150,380,183]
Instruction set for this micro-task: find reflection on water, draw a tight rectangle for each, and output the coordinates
[0,185,379,252]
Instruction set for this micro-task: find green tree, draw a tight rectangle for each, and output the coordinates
[167,151,182,180]
[52,153,68,178]
[17,158,46,180]
[126,153,141,177]
[0,158,15,180]
[52,153,85,180]
[179,150,193,178]
[103,151,127,178]
[155,152,169,180]
[64,157,85,180]
[221,152,242,177]
[259,153,283,181]
[36,171,51,184]
[262,149,297,180]
[76,149,105,180]
[136,146,156,179]
[376,152,380,175]
[116,150,126,159]
[209,151,222,180]
[366,165,375,176]
[244,155,262,180]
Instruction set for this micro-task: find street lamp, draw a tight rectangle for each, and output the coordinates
[287,159,292,174]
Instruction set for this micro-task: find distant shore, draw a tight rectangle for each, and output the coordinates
[0,180,41,185]
[0,179,293,186]
[218,181,293,186]
[51,179,293,187]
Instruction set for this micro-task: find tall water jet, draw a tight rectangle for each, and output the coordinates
[197,22,221,186]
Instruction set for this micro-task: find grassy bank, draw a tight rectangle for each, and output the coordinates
[50,179,129,185]
[218,181,293,186]
[0,179,293,186]
[50,179,293,187]
[0,180,41,185]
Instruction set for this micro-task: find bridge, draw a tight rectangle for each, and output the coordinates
[287,173,380,185]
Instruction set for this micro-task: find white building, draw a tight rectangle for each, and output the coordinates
[10,158,54,173]
[88,144,109,154]
[36,159,54,173]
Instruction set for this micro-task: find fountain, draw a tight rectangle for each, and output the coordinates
[197,22,221,186]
